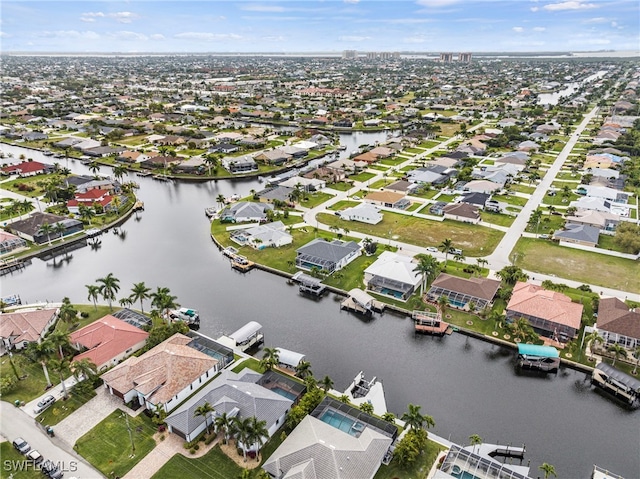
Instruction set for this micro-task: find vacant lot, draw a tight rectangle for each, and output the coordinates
[512,238,640,293]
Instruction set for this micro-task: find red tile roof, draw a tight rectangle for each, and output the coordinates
[597,297,640,340]
[0,308,58,344]
[70,315,149,368]
[2,161,46,174]
[507,282,583,329]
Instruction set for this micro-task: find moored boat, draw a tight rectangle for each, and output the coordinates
[168,307,200,328]
[591,362,640,408]
[516,344,560,373]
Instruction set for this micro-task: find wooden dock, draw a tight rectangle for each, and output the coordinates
[413,310,450,336]
[132,200,145,212]
[0,257,26,276]
[231,255,254,272]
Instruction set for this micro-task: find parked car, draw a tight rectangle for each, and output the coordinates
[426,246,438,253]
[34,395,56,414]
[27,449,44,465]
[12,437,31,454]
[41,460,64,479]
[450,248,463,255]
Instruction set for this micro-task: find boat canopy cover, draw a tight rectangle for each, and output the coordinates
[229,321,262,343]
[517,344,559,358]
[276,347,306,368]
[348,288,375,308]
[596,362,640,392]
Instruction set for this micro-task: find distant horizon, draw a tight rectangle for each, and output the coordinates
[2,1,638,53]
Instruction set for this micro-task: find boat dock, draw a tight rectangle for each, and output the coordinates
[1,294,22,307]
[136,171,152,177]
[516,344,560,373]
[0,257,26,276]
[591,362,640,408]
[412,310,450,336]
[132,200,145,212]
[341,288,385,316]
[291,271,326,297]
[217,321,264,352]
[231,255,254,272]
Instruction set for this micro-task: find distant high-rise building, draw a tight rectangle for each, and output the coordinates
[459,52,472,63]
[342,50,358,59]
[440,52,453,63]
[366,52,377,60]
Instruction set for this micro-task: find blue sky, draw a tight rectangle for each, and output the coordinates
[1,1,638,53]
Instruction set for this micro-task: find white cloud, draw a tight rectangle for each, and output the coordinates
[174,32,242,41]
[543,2,597,12]
[241,4,286,12]
[343,0,360,3]
[533,26,546,31]
[80,11,139,24]
[512,26,524,32]
[611,21,617,27]
[583,17,608,23]
[108,31,148,41]
[0,31,10,38]
[385,18,433,24]
[150,34,165,41]
[416,0,460,6]
[262,35,285,41]
[403,35,427,43]
[338,35,370,42]
[530,6,539,12]
[38,30,101,40]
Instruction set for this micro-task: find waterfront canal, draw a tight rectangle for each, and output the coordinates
[2,143,639,478]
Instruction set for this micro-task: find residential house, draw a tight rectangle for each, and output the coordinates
[303,166,346,183]
[67,189,114,214]
[9,212,83,244]
[552,224,600,248]
[255,186,294,204]
[101,333,220,413]
[339,203,383,225]
[565,209,620,232]
[428,274,500,311]
[1,161,49,177]
[280,176,326,192]
[506,282,583,342]
[353,151,379,164]
[384,180,420,195]
[253,149,291,166]
[369,146,395,158]
[230,221,293,249]
[220,202,273,223]
[70,315,149,371]
[462,179,502,194]
[569,196,630,217]
[0,231,27,255]
[577,185,629,204]
[296,238,361,274]
[139,155,181,170]
[165,368,296,443]
[0,308,58,355]
[83,146,125,158]
[594,297,640,350]
[460,192,490,209]
[263,397,397,479]
[364,251,421,301]
[443,203,481,224]
[208,142,239,154]
[117,151,151,163]
[364,191,410,210]
[222,155,258,174]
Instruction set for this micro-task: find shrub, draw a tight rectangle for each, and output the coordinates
[80,312,89,318]
[193,444,199,451]
[189,448,196,455]
[159,435,165,441]
[204,434,216,445]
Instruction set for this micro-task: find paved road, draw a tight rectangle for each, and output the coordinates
[483,105,602,270]
[0,400,104,478]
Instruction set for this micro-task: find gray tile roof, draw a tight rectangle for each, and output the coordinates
[296,239,360,263]
[165,369,292,437]
[263,416,391,479]
[553,224,600,245]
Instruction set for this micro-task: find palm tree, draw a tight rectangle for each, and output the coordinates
[585,330,604,360]
[48,330,71,359]
[338,394,350,404]
[295,359,312,379]
[38,222,55,245]
[53,221,66,244]
[216,194,226,209]
[260,347,279,371]
[608,344,627,366]
[469,434,483,454]
[79,204,96,225]
[49,357,71,399]
[248,416,269,462]
[119,296,133,308]
[413,254,439,296]
[497,265,529,286]
[86,284,100,311]
[97,273,120,310]
[150,286,179,320]
[539,463,557,479]
[359,402,374,414]
[437,295,449,316]
[88,161,101,178]
[233,416,253,462]
[130,282,151,314]
[113,165,127,183]
[27,340,55,387]
[58,298,78,329]
[194,401,215,435]
[382,412,396,423]
[214,412,233,444]
[439,238,453,268]
[401,403,427,430]
[632,346,640,375]
[320,375,334,393]
[71,358,97,382]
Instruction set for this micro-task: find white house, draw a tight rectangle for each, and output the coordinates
[363,251,422,301]
[339,203,383,225]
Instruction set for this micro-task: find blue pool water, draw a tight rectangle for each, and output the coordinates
[449,299,467,308]
[319,409,364,437]
[271,386,296,401]
[452,470,480,479]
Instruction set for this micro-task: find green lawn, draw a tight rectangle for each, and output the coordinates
[418,140,440,149]
[76,409,157,478]
[509,183,536,195]
[480,211,515,227]
[350,172,377,182]
[524,214,565,235]
[35,380,97,425]
[374,438,444,479]
[492,194,528,207]
[329,181,354,192]
[434,194,456,203]
[118,135,151,146]
[0,353,52,404]
[379,157,407,166]
[299,192,334,208]
[232,358,264,374]
[151,445,247,479]
[369,179,395,189]
[0,441,41,479]
[597,234,628,254]
[326,200,359,211]
[512,237,640,293]
[317,211,504,257]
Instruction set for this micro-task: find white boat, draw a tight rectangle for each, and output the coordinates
[591,363,640,408]
[168,308,200,328]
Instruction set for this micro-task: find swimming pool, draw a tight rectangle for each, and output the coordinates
[319,409,364,437]
[271,386,297,401]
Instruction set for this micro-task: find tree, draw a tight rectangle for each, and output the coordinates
[585,329,603,360]
[86,284,100,310]
[469,434,483,454]
[613,222,640,254]
[58,298,78,329]
[216,194,226,209]
[509,317,537,343]
[401,403,431,430]
[27,340,55,387]
[632,345,640,375]
[194,401,215,435]
[119,296,133,308]
[338,394,350,404]
[359,402,374,414]
[130,282,151,314]
[150,286,179,319]
[97,273,120,310]
[233,416,253,462]
[38,222,55,245]
[608,343,627,366]
[88,161,101,177]
[71,358,97,382]
[295,360,313,379]
[497,265,529,286]
[79,204,96,225]
[113,165,127,183]
[214,412,233,444]
[439,238,453,268]
[539,463,557,479]
[53,221,66,244]
[413,254,439,296]
[48,329,71,359]
[49,357,71,399]
[382,412,396,423]
[320,375,334,393]
[437,295,449,316]
[248,416,269,461]
[260,347,280,371]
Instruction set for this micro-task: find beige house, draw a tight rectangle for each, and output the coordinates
[364,191,410,209]
[0,308,59,355]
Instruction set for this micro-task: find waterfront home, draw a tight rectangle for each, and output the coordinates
[230,221,293,249]
[364,190,410,210]
[69,315,149,371]
[255,185,294,204]
[296,238,361,274]
[0,231,27,255]
[1,160,50,177]
[263,397,397,479]
[0,308,58,355]
[552,224,600,248]
[165,368,297,443]
[363,251,421,301]
[9,212,83,244]
[221,155,259,174]
[279,176,326,192]
[219,201,273,223]
[427,274,500,311]
[436,444,532,479]
[506,282,583,343]
[253,149,291,166]
[442,203,481,224]
[66,189,114,215]
[594,297,640,350]
[101,333,220,413]
[339,203,383,225]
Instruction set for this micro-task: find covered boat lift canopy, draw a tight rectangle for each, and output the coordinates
[517,344,559,358]
[229,321,263,346]
[595,363,640,394]
[276,347,306,368]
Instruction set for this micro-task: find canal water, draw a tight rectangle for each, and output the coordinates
[2,143,638,478]
[537,70,609,106]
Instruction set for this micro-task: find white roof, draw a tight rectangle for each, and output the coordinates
[364,251,421,287]
[229,321,262,344]
[276,347,306,368]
